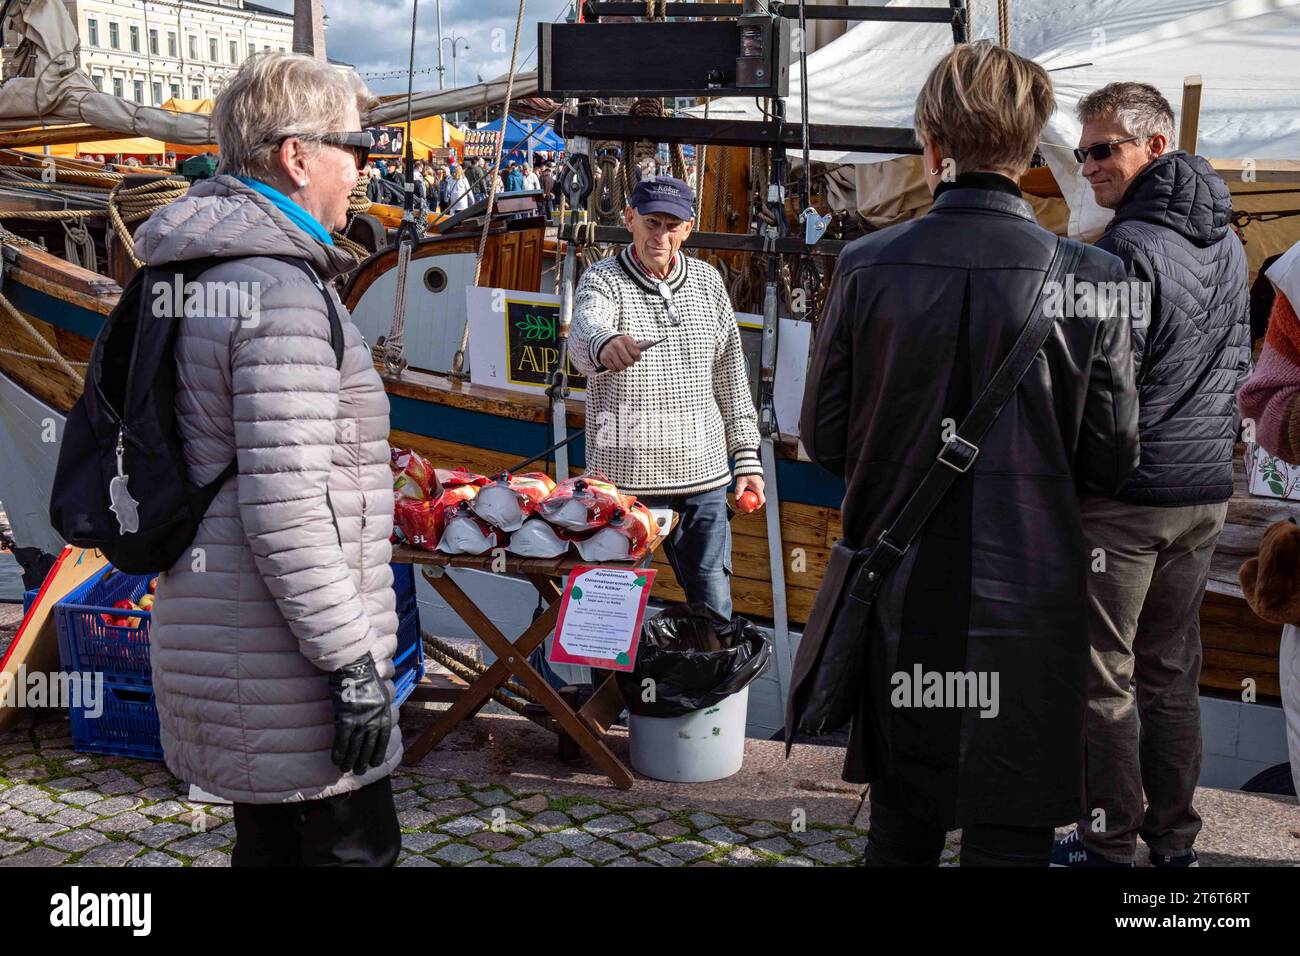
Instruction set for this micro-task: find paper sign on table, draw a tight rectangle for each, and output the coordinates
[548,566,656,672]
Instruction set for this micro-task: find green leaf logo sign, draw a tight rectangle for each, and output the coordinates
[514,311,556,341]
[629,575,647,590]
[570,585,583,601]
[615,651,630,666]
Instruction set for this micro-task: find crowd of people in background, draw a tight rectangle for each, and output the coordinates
[359,150,567,221]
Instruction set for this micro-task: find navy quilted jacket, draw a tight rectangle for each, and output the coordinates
[1098,150,1250,505]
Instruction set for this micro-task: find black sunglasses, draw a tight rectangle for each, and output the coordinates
[316,130,375,170]
[1073,135,1143,164]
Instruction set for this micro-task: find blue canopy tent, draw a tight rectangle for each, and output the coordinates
[477,115,565,164]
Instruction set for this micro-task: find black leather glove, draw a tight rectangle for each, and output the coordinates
[328,652,393,775]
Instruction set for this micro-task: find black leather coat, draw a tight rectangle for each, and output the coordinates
[1097,151,1251,505]
[800,181,1140,827]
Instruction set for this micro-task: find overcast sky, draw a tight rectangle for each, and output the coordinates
[259,0,572,95]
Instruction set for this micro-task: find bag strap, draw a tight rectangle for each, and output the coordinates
[852,237,1084,596]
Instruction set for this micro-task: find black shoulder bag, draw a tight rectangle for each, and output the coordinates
[786,237,1084,742]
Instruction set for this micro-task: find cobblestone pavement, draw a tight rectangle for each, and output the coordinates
[1,713,949,867]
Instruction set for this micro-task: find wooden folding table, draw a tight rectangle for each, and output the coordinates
[392,539,668,789]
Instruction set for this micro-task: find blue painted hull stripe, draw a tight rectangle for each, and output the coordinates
[22,282,847,509]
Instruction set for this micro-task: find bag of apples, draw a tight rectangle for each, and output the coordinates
[473,471,558,531]
[538,473,636,532]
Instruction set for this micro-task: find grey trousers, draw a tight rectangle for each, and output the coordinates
[1076,496,1228,862]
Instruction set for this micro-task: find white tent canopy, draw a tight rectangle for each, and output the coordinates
[692,0,1300,236]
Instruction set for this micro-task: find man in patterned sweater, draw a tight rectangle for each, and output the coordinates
[569,175,764,620]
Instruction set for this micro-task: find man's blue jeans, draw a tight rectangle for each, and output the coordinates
[637,486,733,620]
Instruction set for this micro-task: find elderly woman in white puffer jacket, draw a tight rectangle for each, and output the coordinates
[136,53,402,866]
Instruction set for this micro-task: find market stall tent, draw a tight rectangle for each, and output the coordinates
[477,115,564,160]
[161,98,216,156]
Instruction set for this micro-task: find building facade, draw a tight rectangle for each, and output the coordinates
[65,0,295,106]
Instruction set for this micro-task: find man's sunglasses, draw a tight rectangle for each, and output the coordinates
[1073,135,1143,164]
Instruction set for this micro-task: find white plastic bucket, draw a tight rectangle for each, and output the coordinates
[628,686,750,782]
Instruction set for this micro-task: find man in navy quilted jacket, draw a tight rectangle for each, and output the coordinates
[1054,82,1251,869]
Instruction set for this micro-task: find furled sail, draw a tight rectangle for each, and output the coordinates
[0,0,538,145]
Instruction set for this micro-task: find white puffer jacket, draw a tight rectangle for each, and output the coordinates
[134,175,401,803]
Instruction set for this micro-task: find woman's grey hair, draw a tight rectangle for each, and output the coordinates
[1076,82,1176,145]
[211,52,377,178]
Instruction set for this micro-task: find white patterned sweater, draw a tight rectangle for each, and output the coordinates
[569,246,763,496]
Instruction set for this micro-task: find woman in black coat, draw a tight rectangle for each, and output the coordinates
[798,41,1140,866]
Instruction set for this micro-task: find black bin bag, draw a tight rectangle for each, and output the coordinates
[616,603,772,718]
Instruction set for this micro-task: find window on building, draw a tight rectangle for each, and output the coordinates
[130,25,140,53]
[230,39,238,63]
[134,80,144,103]
[112,77,123,98]
[264,45,270,52]
[209,37,218,62]
[109,22,119,49]
[248,42,255,58]
[171,83,181,99]
[152,81,163,105]
[279,47,286,54]
[149,29,159,55]
[87,18,99,47]
[168,32,177,57]
[192,84,202,100]
[91,74,103,92]
[189,35,198,60]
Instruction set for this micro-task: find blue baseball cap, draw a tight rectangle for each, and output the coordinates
[631,175,695,221]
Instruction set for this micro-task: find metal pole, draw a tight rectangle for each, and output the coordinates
[435,0,446,90]
[759,93,794,720]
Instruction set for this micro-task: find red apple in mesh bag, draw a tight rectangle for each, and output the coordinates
[473,471,559,531]
[508,516,574,558]
[538,473,635,531]
[437,499,504,555]
[573,502,659,562]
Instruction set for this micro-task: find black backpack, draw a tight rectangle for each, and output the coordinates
[49,255,344,574]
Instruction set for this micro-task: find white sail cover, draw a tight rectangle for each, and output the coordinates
[692,0,1300,236]
[0,0,536,144]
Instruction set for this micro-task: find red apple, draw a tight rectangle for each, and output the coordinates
[148,577,159,594]
[736,489,761,514]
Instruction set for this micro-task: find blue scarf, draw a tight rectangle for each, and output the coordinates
[236,176,335,246]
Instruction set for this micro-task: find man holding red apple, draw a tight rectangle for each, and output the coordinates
[569,175,764,621]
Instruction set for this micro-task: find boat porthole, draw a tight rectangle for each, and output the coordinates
[423,267,448,294]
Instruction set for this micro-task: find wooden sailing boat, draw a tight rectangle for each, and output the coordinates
[0,0,1295,753]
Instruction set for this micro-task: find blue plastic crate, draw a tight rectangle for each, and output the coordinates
[54,567,156,682]
[392,561,418,620]
[69,676,163,761]
[393,604,424,706]
[22,587,39,614]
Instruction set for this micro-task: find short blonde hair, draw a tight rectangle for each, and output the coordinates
[913,41,1054,176]
[212,52,377,178]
